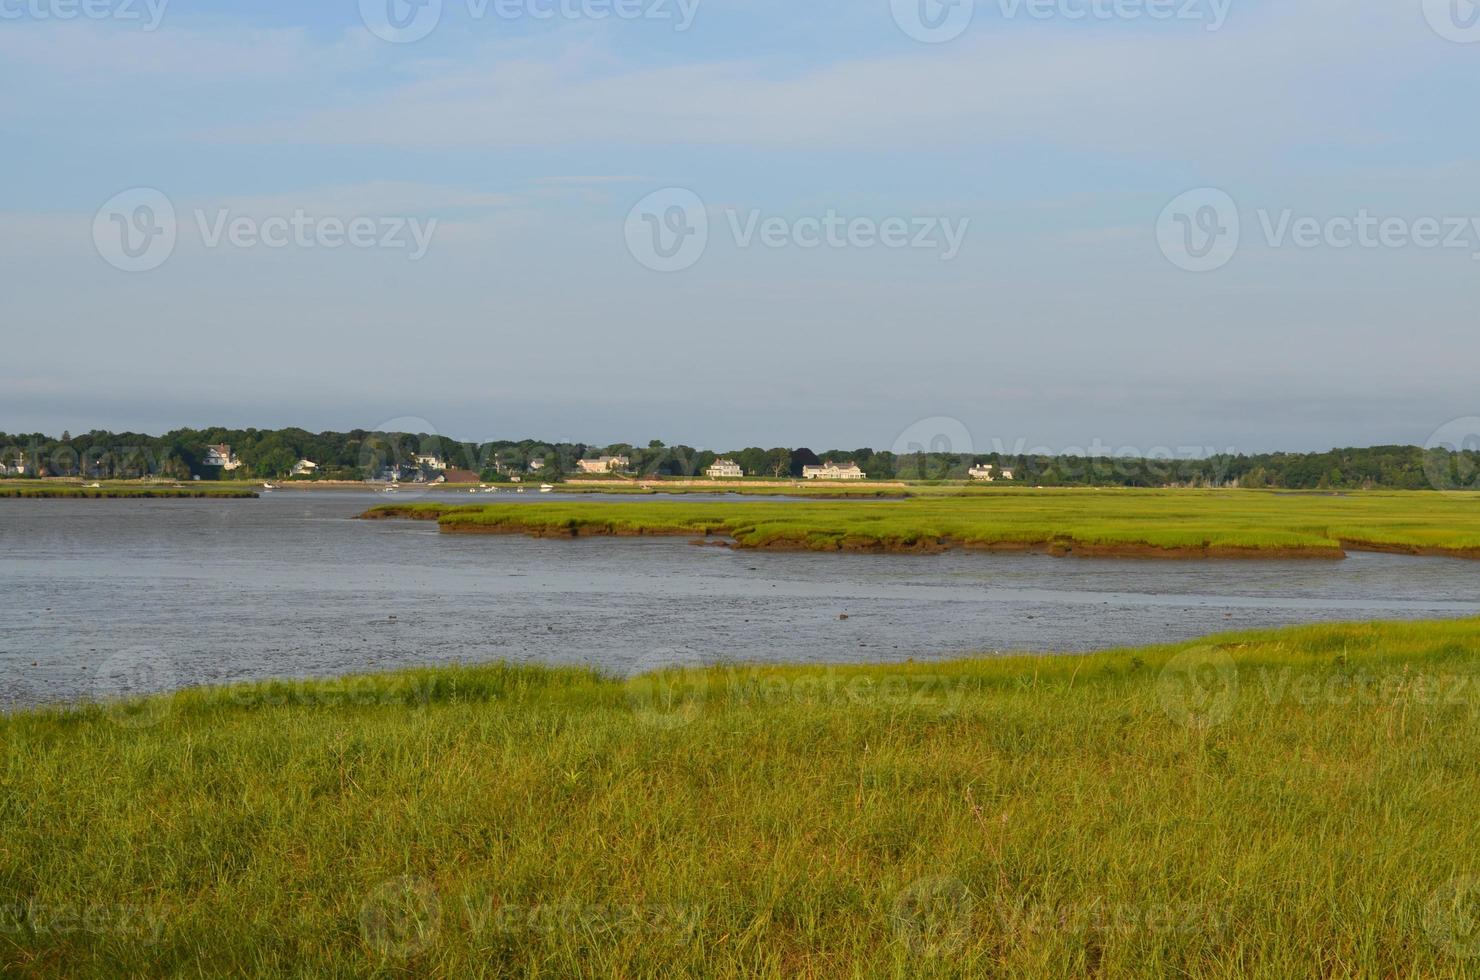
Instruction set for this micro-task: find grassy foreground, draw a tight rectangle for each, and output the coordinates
[3,619,1480,976]
[364,488,1480,559]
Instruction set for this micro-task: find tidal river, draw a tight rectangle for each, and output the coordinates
[4,491,1480,709]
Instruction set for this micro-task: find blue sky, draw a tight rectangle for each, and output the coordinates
[3,0,1478,453]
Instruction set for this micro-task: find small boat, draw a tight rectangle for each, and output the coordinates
[481,487,498,494]
[516,487,526,494]
[539,484,554,493]
[86,482,102,488]
[263,482,278,490]
[383,485,399,494]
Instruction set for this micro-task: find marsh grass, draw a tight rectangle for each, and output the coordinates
[365,488,1480,558]
[3,619,1480,976]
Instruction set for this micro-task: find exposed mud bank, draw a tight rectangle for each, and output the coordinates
[1338,539,1480,561]
[429,520,1352,559]
[358,506,442,521]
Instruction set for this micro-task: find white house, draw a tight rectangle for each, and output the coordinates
[292,459,319,477]
[413,454,446,472]
[968,464,996,481]
[577,455,631,475]
[999,469,1015,480]
[706,458,744,478]
[802,461,866,481]
[527,459,545,472]
[202,444,241,471]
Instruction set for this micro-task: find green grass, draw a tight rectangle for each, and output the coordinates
[3,618,1480,976]
[363,488,1480,558]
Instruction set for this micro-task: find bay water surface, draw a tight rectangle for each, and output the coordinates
[4,491,1480,709]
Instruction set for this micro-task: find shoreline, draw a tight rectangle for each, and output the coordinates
[0,486,259,499]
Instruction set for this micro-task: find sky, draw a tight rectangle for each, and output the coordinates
[2,0,1479,455]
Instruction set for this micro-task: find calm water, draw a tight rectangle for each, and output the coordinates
[4,491,1480,709]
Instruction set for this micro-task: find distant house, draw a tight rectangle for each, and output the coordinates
[202,444,241,471]
[968,464,996,481]
[999,469,1015,481]
[441,469,479,484]
[802,461,866,481]
[527,459,545,472]
[413,454,446,472]
[577,455,631,475]
[707,458,744,478]
[291,459,319,477]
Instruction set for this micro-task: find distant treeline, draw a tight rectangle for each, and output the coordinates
[0,429,1477,491]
